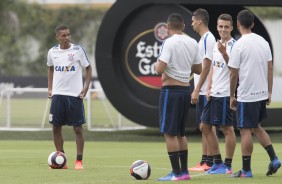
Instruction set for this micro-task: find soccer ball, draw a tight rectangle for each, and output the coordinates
[130,160,151,180]
[48,151,67,169]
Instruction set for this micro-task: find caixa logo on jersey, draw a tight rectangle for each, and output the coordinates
[125,22,169,89]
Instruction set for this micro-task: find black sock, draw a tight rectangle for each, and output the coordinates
[206,155,213,166]
[242,156,251,171]
[200,155,207,165]
[168,151,181,175]
[77,155,83,161]
[59,150,65,153]
[213,154,222,165]
[265,144,276,161]
[178,150,188,172]
[224,158,232,168]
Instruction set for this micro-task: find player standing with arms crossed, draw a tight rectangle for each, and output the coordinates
[47,24,92,170]
[189,8,216,172]
[229,10,281,177]
[155,13,202,181]
[199,14,236,174]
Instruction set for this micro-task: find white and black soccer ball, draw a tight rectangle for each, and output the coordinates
[130,160,151,180]
[48,151,67,169]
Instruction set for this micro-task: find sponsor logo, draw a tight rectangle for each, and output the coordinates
[125,23,169,89]
[250,90,267,96]
[68,53,75,62]
[154,22,169,42]
[213,60,225,68]
[55,65,75,72]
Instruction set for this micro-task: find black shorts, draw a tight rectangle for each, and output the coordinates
[196,95,207,125]
[236,100,267,128]
[49,95,86,126]
[201,96,233,127]
[159,86,191,136]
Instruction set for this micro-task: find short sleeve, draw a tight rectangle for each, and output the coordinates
[228,43,240,69]
[194,45,202,65]
[266,43,272,61]
[79,46,90,67]
[47,50,53,66]
[158,39,171,64]
[204,35,216,61]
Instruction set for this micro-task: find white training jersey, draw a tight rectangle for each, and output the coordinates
[158,34,201,83]
[47,43,90,97]
[211,38,236,97]
[194,31,216,95]
[228,33,272,102]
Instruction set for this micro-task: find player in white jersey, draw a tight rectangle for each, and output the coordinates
[155,13,202,181]
[200,14,236,175]
[189,8,216,172]
[47,24,92,170]
[229,10,281,178]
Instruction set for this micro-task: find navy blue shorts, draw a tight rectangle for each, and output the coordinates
[49,95,86,126]
[236,100,267,128]
[196,95,208,124]
[159,86,191,136]
[201,96,233,127]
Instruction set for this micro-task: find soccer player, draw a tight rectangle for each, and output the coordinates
[199,14,236,175]
[229,10,281,178]
[47,24,92,170]
[155,13,202,181]
[189,8,216,172]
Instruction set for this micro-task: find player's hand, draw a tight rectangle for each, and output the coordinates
[191,90,200,104]
[230,96,237,111]
[217,40,227,55]
[206,90,211,101]
[266,93,272,105]
[79,87,89,98]
[48,90,52,99]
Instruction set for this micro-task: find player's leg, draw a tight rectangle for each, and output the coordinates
[52,125,64,152]
[66,96,86,170]
[214,97,236,174]
[189,95,212,172]
[231,102,253,178]
[252,100,281,175]
[158,86,190,181]
[74,125,84,155]
[221,126,236,173]
[49,95,66,153]
[252,125,281,175]
[165,133,181,174]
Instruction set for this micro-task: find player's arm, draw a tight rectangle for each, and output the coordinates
[80,65,92,98]
[229,67,238,111]
[48,66,54,98]
[191,58,211,104]
[206,65,213,101]
[191,63,202,75]
[267,60,273,105]
[155,60,167,75]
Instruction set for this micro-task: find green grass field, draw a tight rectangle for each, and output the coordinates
[0,98,281,183]
[0,133,281,184]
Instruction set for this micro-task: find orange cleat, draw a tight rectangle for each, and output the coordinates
[188,163,210,172]
[75,160,84,170]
